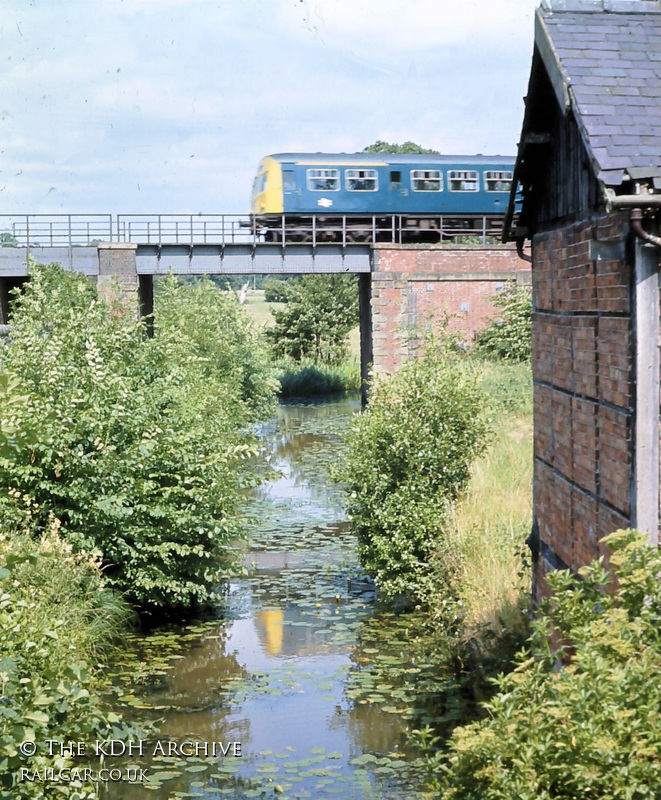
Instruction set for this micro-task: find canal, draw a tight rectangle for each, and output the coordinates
[112,398,427,799]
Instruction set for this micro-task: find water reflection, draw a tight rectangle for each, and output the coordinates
[115,399,424,800]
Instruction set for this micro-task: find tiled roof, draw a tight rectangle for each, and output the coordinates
[536,0,661,187]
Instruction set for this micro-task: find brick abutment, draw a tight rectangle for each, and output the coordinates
[370,244,529,374]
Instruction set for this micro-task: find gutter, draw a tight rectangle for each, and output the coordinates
[516,238,532,263]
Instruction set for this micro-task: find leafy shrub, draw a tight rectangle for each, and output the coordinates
[266,274,359,364]
[263,277,291,303]
[433,530,661,799]
[0,264,275,610]
[0,520,140,800]
[155,274,278,420]
[340,344,490,602]
[474,281,532,363]
[276,359,361,398]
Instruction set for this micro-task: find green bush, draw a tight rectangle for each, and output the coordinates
[0,521,140,800]
[266,274,359,364]
[155,274,278,420]
[263,277,291,303]
[340,344,490,602]
[474,282,532,363]
[433,529,661,799]
[0,264,276,611]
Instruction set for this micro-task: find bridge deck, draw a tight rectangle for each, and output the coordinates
[136,243,371,274]
[0,213,507,276]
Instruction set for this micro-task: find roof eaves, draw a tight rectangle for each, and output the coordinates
[541,0,660,14]
[534,8,570,113]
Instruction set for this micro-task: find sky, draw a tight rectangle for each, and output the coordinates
[1,0,542,215]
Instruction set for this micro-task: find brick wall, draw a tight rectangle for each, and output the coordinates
[531,211,633,604]
[97,244,140,314]
[371,244,529,373]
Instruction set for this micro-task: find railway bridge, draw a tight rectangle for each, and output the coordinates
[0,214,529,387]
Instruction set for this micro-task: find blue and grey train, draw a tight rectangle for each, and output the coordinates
[250,152,515,241]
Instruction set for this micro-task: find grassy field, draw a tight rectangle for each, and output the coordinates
[241,289,284,328]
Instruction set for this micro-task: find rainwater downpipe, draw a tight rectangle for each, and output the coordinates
[607,198,661,545]
[516,238,532,263]
[629,207,661,249]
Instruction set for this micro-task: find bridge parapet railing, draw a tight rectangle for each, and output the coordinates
[116,214,257,245]
[0,213,507,249]
[0,215,113,247]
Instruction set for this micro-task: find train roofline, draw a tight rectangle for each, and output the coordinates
[261,153,516,164]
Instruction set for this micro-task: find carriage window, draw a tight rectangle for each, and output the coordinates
[283,170,296,191]
[411,169,443,192]
[448,170,479,192]
[346,169,378,191]
[306,168,340,191]
[484,170,513,192]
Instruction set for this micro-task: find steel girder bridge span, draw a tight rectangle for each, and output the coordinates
[0,213,504,276]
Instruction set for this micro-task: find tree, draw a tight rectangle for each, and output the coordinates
[362,140,440,154]
[266,274,359,364]
[263,277,291,303]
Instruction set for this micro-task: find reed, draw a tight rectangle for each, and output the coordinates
[276,358,361,397]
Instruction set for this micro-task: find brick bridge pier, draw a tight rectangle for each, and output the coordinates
[370,244,530,374]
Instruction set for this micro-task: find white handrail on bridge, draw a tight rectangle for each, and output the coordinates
[0,214,113,247]
[1,213,506,248]
[115,214,257,245]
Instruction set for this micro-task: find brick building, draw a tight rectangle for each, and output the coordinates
[502,0,661,603]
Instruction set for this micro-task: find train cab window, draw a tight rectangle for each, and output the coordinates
[484,170,513,192]
[252,173,267,195]
[307,168,340,191]
[448,170,479,192]
[389,171,402,190]
[411,169,443,192]
[346,169,378,191]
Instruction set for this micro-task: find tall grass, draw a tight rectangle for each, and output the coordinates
[444,360,533,644]
[1,521,135,667]
[276,358,361,398]
[448,416,532,635]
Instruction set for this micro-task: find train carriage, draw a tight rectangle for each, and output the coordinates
[251,152,516,242]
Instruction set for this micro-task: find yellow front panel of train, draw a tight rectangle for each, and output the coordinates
[251,157,283,214]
